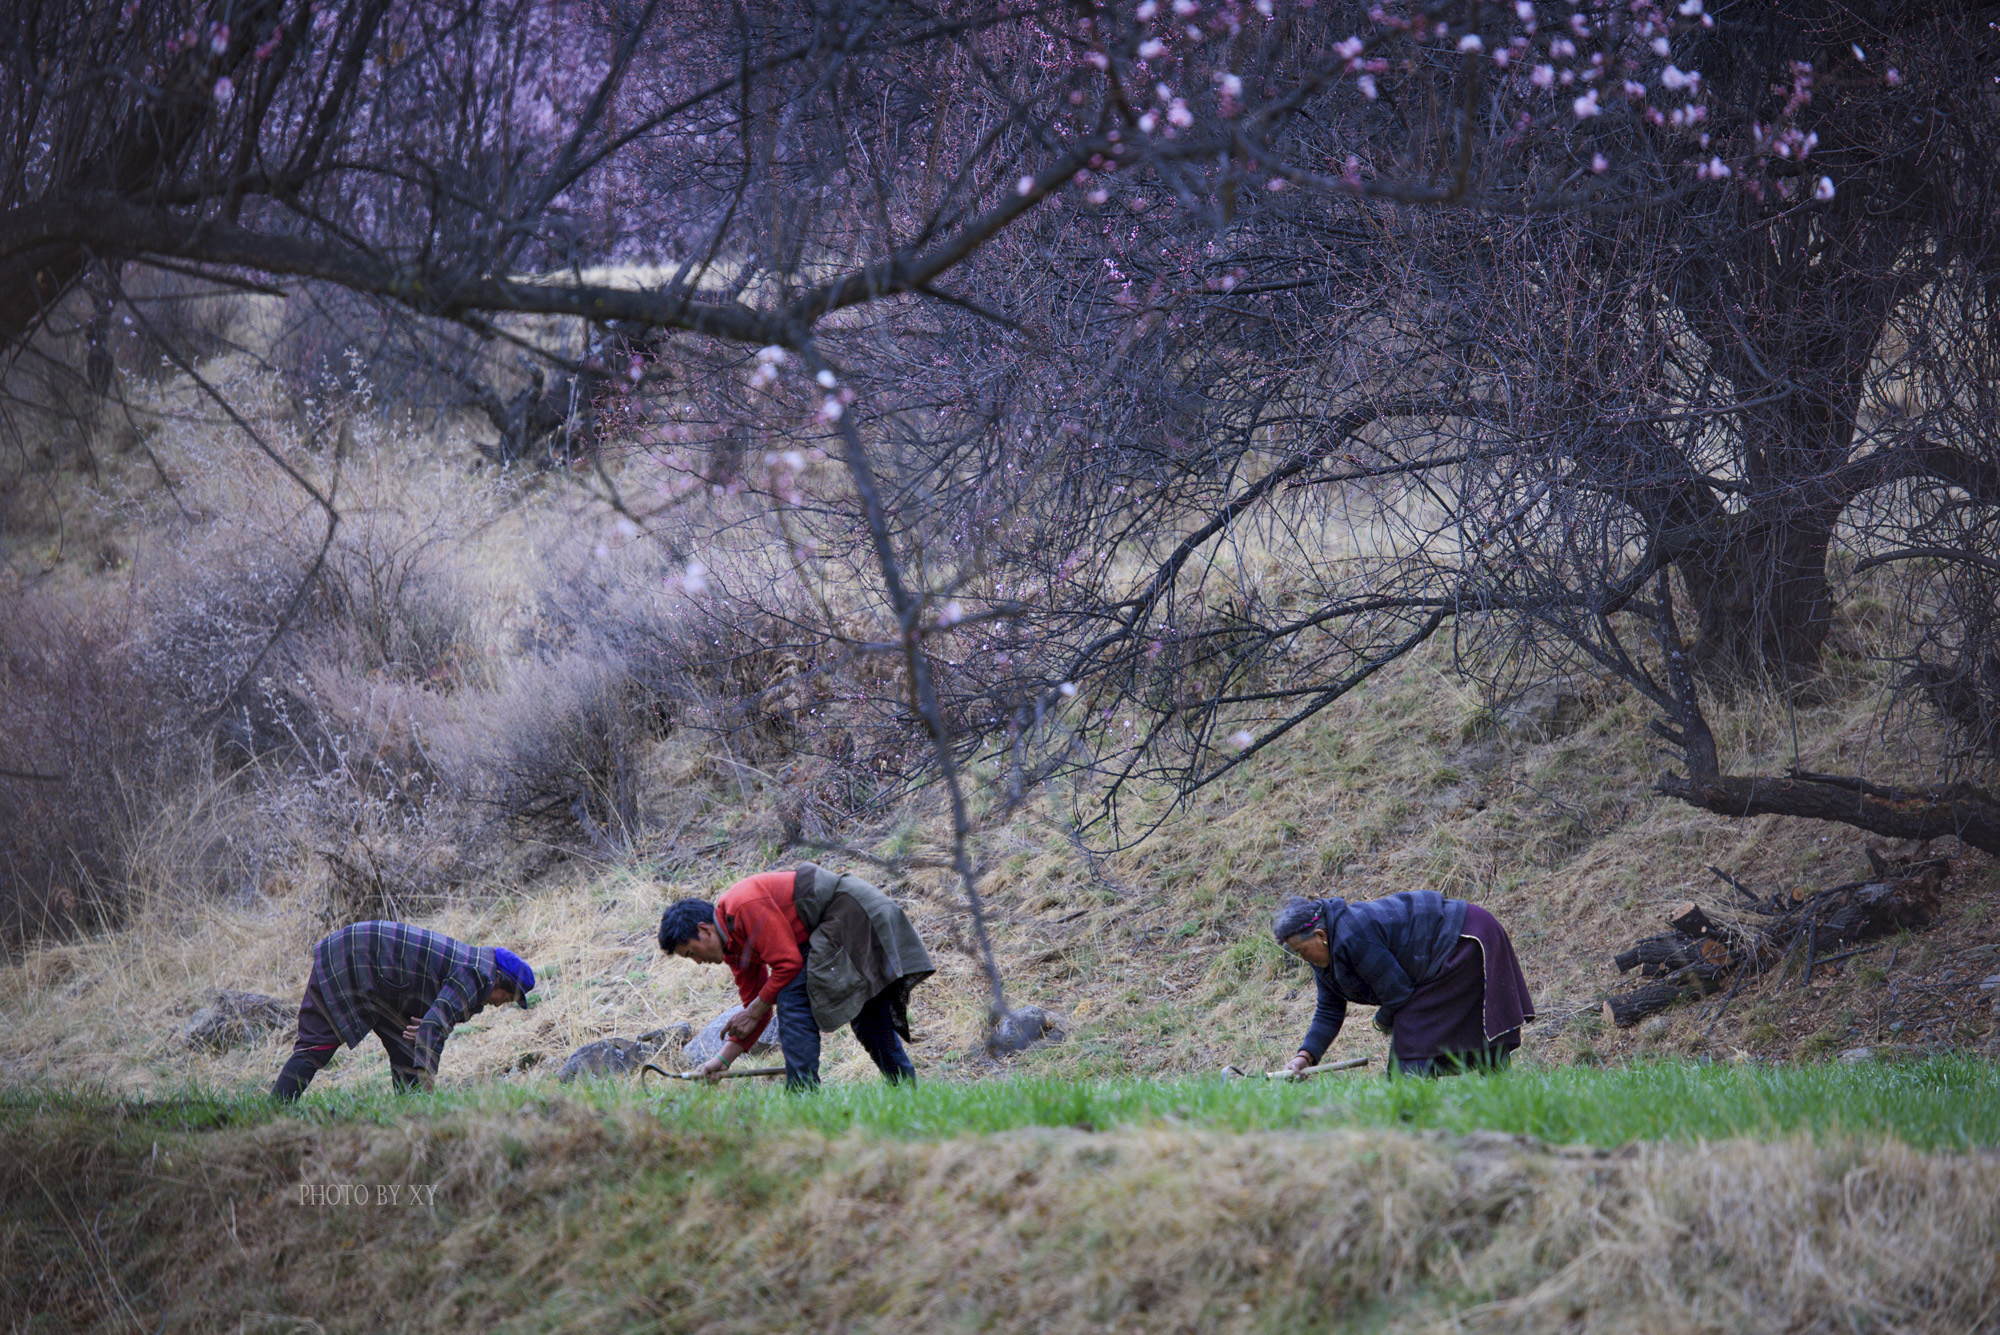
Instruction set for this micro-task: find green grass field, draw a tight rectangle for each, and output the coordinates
[13,1055,1999,1149]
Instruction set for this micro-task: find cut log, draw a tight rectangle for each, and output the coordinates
[1616,934,1703,976]
[1668,903,1720,938]
[1603,968,1725,1027]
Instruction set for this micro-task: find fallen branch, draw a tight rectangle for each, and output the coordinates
[1265,1056,1371,1081]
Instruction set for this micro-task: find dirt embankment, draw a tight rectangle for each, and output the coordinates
[6,1102,1999,1333]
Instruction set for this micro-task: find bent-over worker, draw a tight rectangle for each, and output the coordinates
[1274,891,1533,1078]
[270,920,535,1101]
[658,862,935,1089]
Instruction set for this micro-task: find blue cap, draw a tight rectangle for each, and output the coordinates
[493,948,536,1007]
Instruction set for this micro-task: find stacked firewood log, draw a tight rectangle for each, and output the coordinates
[1602,849,1947,1028]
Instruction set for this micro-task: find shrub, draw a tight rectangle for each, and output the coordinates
[0,588,221,937]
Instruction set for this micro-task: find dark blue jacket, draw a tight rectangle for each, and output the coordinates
[1296,891,1468,1061]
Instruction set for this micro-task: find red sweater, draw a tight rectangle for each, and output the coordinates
[715,871,810,1045]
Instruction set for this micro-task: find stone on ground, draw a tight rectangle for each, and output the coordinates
[682,1008,779,1064]
[556,1022,692,1083]
[991,1004,1063,1054]
[179,991,290,1053]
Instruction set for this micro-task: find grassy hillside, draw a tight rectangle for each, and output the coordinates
[2,333,1998,1098]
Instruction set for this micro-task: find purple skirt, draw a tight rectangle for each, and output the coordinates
[1389,904,1535,1073]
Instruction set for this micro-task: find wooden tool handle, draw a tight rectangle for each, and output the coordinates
[642,1062,788,1084]
[1264,1055,1371,1080]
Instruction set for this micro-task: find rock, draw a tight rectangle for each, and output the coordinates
[556,1037,657,1083]
[1496,683,1590,742]
[682,1008,779,1065]
[179,991,291,1053]
[990,1005,1063,1054]
[554,1023,693,1083]
[1839,1043,1921,1064]
[638,1023,692,1050]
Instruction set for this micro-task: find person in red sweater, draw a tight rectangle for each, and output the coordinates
[659,868,927,1089]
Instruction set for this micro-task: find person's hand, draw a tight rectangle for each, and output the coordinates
[724,1000,770,1044]
[402,1015,424,1044]
[696,1057,730,1084]
[1282,1052,1314,1079]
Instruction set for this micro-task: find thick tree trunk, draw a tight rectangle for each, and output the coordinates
[1679,506,1838,685]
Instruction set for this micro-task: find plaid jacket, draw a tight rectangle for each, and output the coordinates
[310,921,497,1071]
[1298,891,1469,1061]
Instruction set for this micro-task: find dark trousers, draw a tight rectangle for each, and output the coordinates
[772,972,915,1091]
[1390,1036,1518,1078]
[271,973,429,1101]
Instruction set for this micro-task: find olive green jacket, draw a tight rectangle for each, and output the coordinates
[790,862,935,1032]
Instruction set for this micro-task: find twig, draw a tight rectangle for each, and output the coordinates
[1810,942,1883,969]
[1801,920,1820,988]
[1698,965,1756,1043]
[1709,864,1763,907]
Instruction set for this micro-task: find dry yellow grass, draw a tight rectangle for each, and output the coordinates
[6,1100,1999,1333]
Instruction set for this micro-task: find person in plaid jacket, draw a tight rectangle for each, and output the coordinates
[270,920,535,1101]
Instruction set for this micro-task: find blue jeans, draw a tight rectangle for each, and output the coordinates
[772,972,915,1090]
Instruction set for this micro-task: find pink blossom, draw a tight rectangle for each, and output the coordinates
[1572,90,1600,118]
[1458,34,1484,53]
[1815,176,1836,201]
[1592,152,1609,173]
[1017,175,1036,196]
[210,23,229,55]
[1357,73,1378,99]
[212,76,234,105]
[1532,64,1555,87]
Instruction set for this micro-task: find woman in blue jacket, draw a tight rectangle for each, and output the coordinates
[1273,891,1534,1077]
